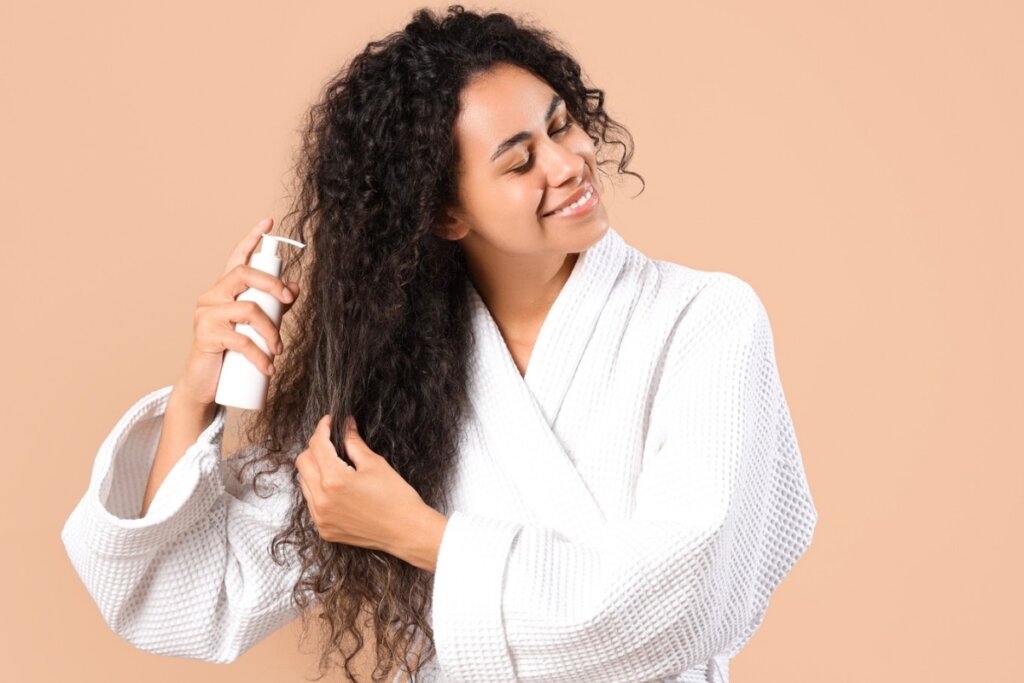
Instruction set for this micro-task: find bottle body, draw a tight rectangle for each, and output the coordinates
[214,286,282,410]
[214,248,285,411]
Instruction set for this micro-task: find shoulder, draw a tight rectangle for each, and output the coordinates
[646,262,773,366]
[612,239,775,365]
[694,270,769,336]
[646,256,769,338]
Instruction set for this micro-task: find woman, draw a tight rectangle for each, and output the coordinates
[61,5,817,682]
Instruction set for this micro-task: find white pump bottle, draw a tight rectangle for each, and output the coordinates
[215,233,306,410]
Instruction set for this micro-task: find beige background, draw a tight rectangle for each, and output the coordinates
[2,1,1020,681]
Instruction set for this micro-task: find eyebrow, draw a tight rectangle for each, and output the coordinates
[489,93,565,163]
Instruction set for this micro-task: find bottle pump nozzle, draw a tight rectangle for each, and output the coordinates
[259,234,306,257]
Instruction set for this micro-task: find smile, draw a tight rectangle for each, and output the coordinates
[542,184,598,218]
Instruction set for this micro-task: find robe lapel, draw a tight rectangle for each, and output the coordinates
[524,227,628,425]
[464,227,629,539]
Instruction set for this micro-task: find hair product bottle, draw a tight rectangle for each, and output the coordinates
[215,233,306,410]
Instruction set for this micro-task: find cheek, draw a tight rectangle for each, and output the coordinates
[569,125,596,153]
[464,177,542,219]
[576,137,599,174]
[458,176,493,217]
[509,184,544,215]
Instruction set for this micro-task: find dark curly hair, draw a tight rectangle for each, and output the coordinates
[233,4,644,680]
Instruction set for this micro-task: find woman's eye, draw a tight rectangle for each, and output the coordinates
[511,121,575,174]
[512,156,533,174]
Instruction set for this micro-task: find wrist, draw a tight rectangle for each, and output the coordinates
[170,380,218,422]
[390,504,448,573]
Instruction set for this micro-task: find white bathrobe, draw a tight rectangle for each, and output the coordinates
[61,226,818,682]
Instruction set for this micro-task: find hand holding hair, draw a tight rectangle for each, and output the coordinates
[294,414,448,572]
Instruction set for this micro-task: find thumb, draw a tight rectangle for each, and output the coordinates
[342,416,372,466]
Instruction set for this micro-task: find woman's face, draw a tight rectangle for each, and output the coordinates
[437,63,610,262]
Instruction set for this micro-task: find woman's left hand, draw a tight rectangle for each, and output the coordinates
[294,414,431,556]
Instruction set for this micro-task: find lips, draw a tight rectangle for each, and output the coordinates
[542,181,593,217]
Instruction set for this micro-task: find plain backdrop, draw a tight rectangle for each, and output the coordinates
[2,1,1021,681]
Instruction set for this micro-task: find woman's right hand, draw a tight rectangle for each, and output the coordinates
[175,216,301,409]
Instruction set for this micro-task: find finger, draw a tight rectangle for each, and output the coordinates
[342,417,370,468]
[222,217,274,276]
[310,414,349,471]
[297,471,324,529]
[221,328,276,377]
[216,299,284,357]
[283,280,301,310]
[297,466,316,505]
[313,417,358,475]
[224,265,297,305]
[295,449,321,480]
[276,280,302,325]
[194,304,278,376]
[201,264,296,309]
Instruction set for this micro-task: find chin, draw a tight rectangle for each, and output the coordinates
[566,215,610,253]
[586,210,612,238]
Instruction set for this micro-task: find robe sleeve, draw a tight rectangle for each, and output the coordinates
[60,384,303,663]
[431,275,818,682]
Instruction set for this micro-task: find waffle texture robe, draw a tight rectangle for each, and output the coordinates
[61,226,818,682]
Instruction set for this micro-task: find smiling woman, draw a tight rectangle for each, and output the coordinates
[60,4,816,683]
[437,62,614,351]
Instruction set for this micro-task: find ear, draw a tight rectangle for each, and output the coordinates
[433,207,470,241]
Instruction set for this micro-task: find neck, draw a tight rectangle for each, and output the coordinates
[468,250,578,342]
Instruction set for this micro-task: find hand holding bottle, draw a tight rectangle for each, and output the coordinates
[175,217,301,409]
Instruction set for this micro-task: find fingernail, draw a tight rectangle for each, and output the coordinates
[281,288,294,303]
[258,217,272,228]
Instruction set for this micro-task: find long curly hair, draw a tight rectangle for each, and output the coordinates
[232,5,644,680]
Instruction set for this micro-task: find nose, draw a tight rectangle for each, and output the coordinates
[542,137,586,188]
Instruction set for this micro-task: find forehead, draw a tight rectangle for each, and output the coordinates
[454,65,560,151]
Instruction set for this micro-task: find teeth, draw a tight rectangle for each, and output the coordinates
[548,186,594,216]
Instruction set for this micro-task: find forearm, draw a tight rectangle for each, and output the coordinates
[140,381,218,517]
[389,504,448,573]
